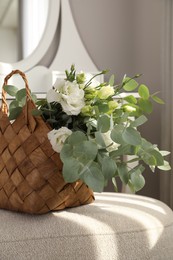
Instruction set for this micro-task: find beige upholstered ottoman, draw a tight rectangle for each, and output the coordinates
[0,192,173,260]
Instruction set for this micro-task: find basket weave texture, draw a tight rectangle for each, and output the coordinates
[0,70,94,214]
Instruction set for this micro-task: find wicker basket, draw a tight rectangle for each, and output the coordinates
[0,70,94,214]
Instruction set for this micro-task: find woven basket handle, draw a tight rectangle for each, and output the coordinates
[1,70,32,114]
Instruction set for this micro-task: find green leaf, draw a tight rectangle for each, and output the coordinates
[97,114,110,133]
[62,158,81,182]
[102,157,117,180]
[95,131,106,148]
[111,125,125,145]
[148,149,164,166]
[9,100,20,111]
[16,89,28,102]
[130,170,145,192]
[3,85,18,96]
[141,138,153,151]
[122,127,142,146]
[112,177,118,192]
[60,144,73,162]
[8,107,23,120]
[151,95,165,104]
[123,77,138,91]
[36,99,47,106]
[130,115,148,128]
[31,93,37,103]
[158,160,171,171]
[80,162,104,192]
[159,150,171,156]
[117,163,129,184]
[67,131,87,145]
[73,141,98,161]
[138,98,153,114]
[124,95,137,104]
[110,144,134,158]
[31,109,43,116]
[109,75,115,86]
[138,84,150,99]
[98,103,109,113]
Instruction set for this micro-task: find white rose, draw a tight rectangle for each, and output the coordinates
[47,79,85,115]
[101,130,120,152]
[47,127,72,153]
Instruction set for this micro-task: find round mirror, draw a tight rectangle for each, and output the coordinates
[0,0,60,74]
[0,0,49,63]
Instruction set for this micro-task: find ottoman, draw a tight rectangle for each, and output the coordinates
[0,192,173,260]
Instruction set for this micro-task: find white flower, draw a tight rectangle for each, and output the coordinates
[101,130,120,152]
[47,127,72,153]
[47,79,85,115]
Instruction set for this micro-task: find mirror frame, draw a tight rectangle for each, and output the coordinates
[0,0,60,73]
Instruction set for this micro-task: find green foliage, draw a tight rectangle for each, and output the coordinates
[6,65,171,193]
[4,86,37,120]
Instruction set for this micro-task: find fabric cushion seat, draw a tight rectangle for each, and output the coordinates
[0,192,173,260]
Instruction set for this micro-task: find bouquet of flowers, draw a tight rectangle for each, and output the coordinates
[5,65,171,193]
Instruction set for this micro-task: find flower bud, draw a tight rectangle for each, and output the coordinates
[123,105,136,112]
[97,85,114,99]
[76,73,86,84]
[108,100,118,111]
[81,105,93,116]
[85,88,98,100]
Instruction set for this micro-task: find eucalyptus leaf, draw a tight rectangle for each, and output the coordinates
[148,149,164,166]
[138,84,150,99]
[62,158,81,182]
[110,144,134,158]
[98,103,109,113]
[73,141,98,161]
[117,163,129,184]
[159,150,171,156]
[123,77,138,91]
[97,114,110,133]
[138,98,153,114]
[124,95,137,104]
[31,109,43,116]
[109,75,115,86]
[67,131,87,145]
[3,85,18,96]
[130,170,145,192]
[102,157,117,180]
[158,160,171,171]
[111,125,125,145]
[9,107,23,120]
[112,177,118,192]
[16,88,29,102]
[95,131,106,148]
[151,95,165,104]
[60,144,73,162]
[130,115,148,128]
[31,93,37,103]
[122,127,142,146]
[9,100,20,111]
[80,162,104,192]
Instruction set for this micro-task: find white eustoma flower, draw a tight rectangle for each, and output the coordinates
[101,130,120,152]
[47,127,72,153]
[47,79,85,115]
